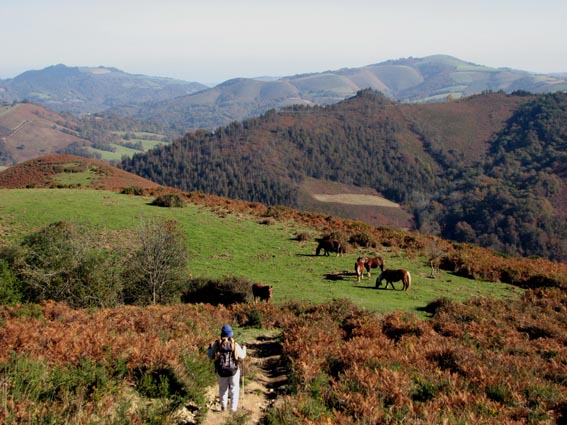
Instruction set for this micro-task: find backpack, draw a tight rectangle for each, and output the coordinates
[214,337,239,377]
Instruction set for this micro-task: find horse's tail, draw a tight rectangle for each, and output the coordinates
[405,271,411,290]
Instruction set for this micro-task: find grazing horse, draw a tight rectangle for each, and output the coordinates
[376,269,411,291]
[252,283,273,302]
[354,260,366,282]
[357,256,386,277]
[316,239,345,256]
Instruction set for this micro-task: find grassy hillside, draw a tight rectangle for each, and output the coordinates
[0,188,523,316]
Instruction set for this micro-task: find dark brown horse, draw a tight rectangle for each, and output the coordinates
[354,260,366,282]
[252,283,272,302]
[376,269,411,290]
[357,256,386,277]
[316,239,345,256]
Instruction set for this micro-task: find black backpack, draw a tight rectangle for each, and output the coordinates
[214,337,239,377]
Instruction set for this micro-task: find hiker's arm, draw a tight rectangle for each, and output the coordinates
[207,341,217,359]
[235,343,246,359]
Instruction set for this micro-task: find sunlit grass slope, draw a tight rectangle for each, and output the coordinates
[0,189,523,317]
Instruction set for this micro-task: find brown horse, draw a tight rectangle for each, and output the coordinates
[252,283,272,302]
[316,239,345,256]
[357,256,386,277]
[376,269,411,290]
[354,260,366,282]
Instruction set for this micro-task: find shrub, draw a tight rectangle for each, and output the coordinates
[294,232,311,242]
[14,222,124,308]
[151,193,185,208]
[0,259,22,304]
[348,232,376,248]
[180,276,252,305]
[121,186,145,196]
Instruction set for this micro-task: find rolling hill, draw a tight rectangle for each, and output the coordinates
[0,102,177,166]
[117,55,567,130]
[0,102,86,164]
[0,153,164,191]
[120,90,567,262]
[0,64,207,114]
[120,90,530,223]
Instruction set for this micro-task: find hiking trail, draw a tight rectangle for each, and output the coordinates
[174,332,288,424]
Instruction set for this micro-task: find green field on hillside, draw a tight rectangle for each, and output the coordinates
[0,189,524,317]
[88,138,167,161]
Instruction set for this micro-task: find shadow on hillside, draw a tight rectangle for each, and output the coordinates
[324,271,355,281]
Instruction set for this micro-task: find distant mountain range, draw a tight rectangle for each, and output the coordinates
[0,64,207,114]
[2,55,567,130]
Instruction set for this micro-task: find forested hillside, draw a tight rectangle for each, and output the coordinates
[421,92,567,261]
[121,90,567,261]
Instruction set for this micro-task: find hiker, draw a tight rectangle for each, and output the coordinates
[207,324,247,412]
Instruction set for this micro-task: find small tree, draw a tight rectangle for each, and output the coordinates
[123,219,188,305]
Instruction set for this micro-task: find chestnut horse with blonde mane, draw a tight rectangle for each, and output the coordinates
[354,260,366,282]
[376,269,411,290]
[357,256,386,277]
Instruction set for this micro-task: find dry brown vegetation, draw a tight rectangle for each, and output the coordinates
[273,289,567,423]
[0,289,566,423]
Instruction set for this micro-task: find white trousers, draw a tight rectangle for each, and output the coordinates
[218,368,240,412]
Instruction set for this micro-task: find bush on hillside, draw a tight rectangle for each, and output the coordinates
[180,276,252,306]
[8,221,123,308]
[121,186,145,196]
[151,193,185,208]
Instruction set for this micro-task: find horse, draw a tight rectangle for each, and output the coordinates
[357,256,386,277]
[376,269,411,290]
[252,283,273,302]
[354,260,366,282]
[316,239,345,256]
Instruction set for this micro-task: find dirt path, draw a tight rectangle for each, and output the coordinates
[198,333,288,424]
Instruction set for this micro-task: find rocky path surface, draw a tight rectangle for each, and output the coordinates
[198,333,288,425]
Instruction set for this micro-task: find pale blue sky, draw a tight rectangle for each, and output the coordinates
[2,0,566,84]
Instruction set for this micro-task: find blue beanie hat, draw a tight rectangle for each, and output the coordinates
[221,324,233,338]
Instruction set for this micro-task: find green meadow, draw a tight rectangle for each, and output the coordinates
[0,189,524,317]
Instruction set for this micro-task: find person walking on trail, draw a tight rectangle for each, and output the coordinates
[207,324,247,412]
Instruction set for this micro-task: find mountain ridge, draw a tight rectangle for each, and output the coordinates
[2,55,566,129]
[116,54,567,130]
[0,64,207,114]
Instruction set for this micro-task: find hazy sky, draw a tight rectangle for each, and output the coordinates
[2,0,566,85]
